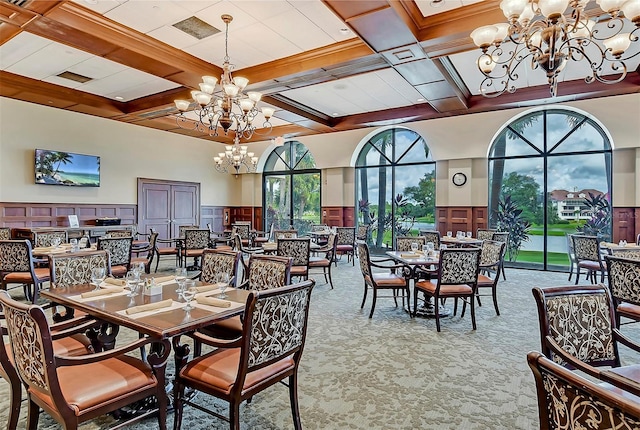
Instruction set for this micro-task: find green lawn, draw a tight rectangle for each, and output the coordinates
[513,250,569,266]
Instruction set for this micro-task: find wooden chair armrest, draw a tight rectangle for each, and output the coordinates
[614,328,640,354]
[370,259,407,271]
[50,316,99,337]
[545,335,602,379]
[189,330,242,349]
[600,370,640,398]
[56,337,170,366]
[32,257,48,265]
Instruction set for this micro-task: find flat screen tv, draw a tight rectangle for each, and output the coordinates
[35,149,100,187]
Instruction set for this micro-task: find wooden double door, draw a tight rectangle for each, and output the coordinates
[137,178,200,241]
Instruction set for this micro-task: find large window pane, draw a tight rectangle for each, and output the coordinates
[293,172,321,235]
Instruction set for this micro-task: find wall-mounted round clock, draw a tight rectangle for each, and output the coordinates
[452,172,467,187]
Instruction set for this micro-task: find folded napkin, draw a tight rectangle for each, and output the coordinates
[195,283,226,293]
[400,253,420,258]
[126,299,173,315]
[196,296,231,308]
[81,287,124,298]
[103,277,126,287]
[152,275,175,284]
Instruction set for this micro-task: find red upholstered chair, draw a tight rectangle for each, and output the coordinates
[0,239,50,303]
[173,280,315,430]
[0,290,171,430]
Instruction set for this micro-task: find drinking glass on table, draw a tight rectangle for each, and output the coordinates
[51,237,62,248]
[466,231,472,239]
[125,271,140,297]
[410,242,419,253]
[90,267,106,290]
[182,279,197,311]
[132,261,145,277]
[216,273,230,298]
[446,231,452,238]
[426,242,435,256]
[175,267,187,292]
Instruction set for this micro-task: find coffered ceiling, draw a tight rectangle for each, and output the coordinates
[1,0,638,145]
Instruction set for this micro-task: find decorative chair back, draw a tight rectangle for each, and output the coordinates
[357,242,372,280]
[0,240,33,273]
[274,229,298,239]
[396,236,426,252]
[611,248,640,261]
[356,224,369,241]
[336,227,355,246]
[236,281,314,386]
[437,248,481,286]
[179,225,200,238]
[233,233,243,252]
[419,230,441,248]
[277,238,311,267]
[605,255,640,308]
[532,284,620,368]
[479,240,506,268]
[527,351,640,430]
[571,235,601,262]
[476,229,496,241]
[200,249,241,287]
[324,233,338,260]
[106,230,132,237]
[0,228,10,240]
[97,236,133,268]
[311,224,328,232]
[34,231,67,247]
[491,232,509,243]
[49,250,110,288]
[232,224,251,240]
[247,255,292,290]
[184,229,210,250]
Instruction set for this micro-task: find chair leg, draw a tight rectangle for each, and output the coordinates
[568,262,574,281]
[173,381,186,430]
[289,373,303,430]
[229,401,241,430]
[6,377,21,430]
[26,399,40,430]
[405,286,411,316]
[575,267,580,285]
[327,266,334,289]
[434,295,441,332]
[492,286,500,316]
[369,288,377,318]
[470,295,477,330]
[361,282,368,309]
[413,289,419,317]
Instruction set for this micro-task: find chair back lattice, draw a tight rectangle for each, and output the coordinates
[491,232,509,243]
[527,351,640,430]
[179,225,200,238]
[243,281,314,373]
[0,228,10,240]
[200,250,241,286]
[106,230,132,238]
[232,224,251,240]
[611,248,640,261]
[438,248,481,285]
[356,225,370,241]
[532,285,618,368]
[184,229,210,250]
[49,251,110,288]
[277,238,311,266]
[274,229,298,239]
[336,227,355,246]
[480,240,506,267]
[247,255,292,291]
[34,231,67,247]
[606,255,640,307]
[311,224,328,232]
[0,240,33,272]
[572,235,601,262]
[476,229,496,241]
[419,230,441,248]
[357,242,372,280]
[0,292,56,399]
[396,236,426,252]
[97,237,133,267]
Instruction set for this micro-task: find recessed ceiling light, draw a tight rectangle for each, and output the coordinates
[115,96,124,101]
[83,0,98,4]
[417,98,425,102]
[332,112,339,116]
[339,28,350,34]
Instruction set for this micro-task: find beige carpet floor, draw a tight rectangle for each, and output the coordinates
[2,258,640,429]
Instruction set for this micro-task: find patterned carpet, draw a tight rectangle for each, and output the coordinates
[2,258,640,430]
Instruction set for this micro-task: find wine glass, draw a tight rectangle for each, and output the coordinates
[446,231,452,238]
[132,261,145,278]
[466,231,472,239]
[90,267,106,290]
[426,242,435,256]
[51,237,62,248]
[410,242,419,253]
[217,273,230,298]
[125,271,140,297]
[175,267,187,292]
[182,280,197,311]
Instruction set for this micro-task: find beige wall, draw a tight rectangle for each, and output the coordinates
[1,93,639,211]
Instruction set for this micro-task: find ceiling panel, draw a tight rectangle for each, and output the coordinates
[4,37,91,80]
[415,0,484,17]
[102,0,194,34]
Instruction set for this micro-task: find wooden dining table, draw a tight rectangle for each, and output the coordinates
[440,236,483,247]
[31,243,97,257]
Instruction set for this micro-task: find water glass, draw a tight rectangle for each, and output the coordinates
[175,267,187,292]
[182,280,197,311]
[70,238,79,252]
[125,271,140,297]
[217,273,230,298]
[410,242,419,253]
[52,237,62,248]
[446,231,452,237]
[466,231,472,238]
[91,267,106,290]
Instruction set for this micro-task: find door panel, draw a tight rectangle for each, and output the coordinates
[172,185,199,237]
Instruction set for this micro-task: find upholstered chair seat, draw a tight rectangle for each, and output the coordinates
[372,272,407,287]
[415,280,474,295]
[3,267,50,283]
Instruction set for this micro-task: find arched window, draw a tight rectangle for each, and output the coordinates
[263,141,320,235]
[488,108,612,271]
[355,128,435,252]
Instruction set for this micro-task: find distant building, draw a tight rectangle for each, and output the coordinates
[548,189,607,220]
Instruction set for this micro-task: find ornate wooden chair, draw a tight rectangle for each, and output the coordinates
[419,230,441,249]
[173,280,315,430]
[0,239,50,303]
[611,248,640,261]
[277,237,311,281]
[532,284,640,383]
[565,233,580,282]
[491,231,509,279]
[233,233,263,257]
[155,228,182,272]
[357,242,410,318]
[528,351,640,430]
[476,240,506,315]
[396,236,427,252]
[97,236,133,277]
[571,234,607,284]
[0,290,171,430]
[309,233,337,288]
[476,228,496,241]
[274,229,298,239]
[0,227,10,240]
[182,229,211,269]
[605,255,640,327]
[336,226,356,265]
[130,230,158,274]
[414,247,481,331]
[231,223,252,246]
[105,229,132,237]
[253,222,273,246]
[199,249,242,287]
[34,230,68,247]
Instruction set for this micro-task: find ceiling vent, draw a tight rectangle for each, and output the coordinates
[138,106,181,119]
[56,71,92,83]
[173,17,220,40]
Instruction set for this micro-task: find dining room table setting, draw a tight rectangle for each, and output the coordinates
[440,231,483,247]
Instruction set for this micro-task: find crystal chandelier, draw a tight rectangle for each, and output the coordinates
[213,133,259,177]
[470,0,640,97]
[173,14,275,139]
